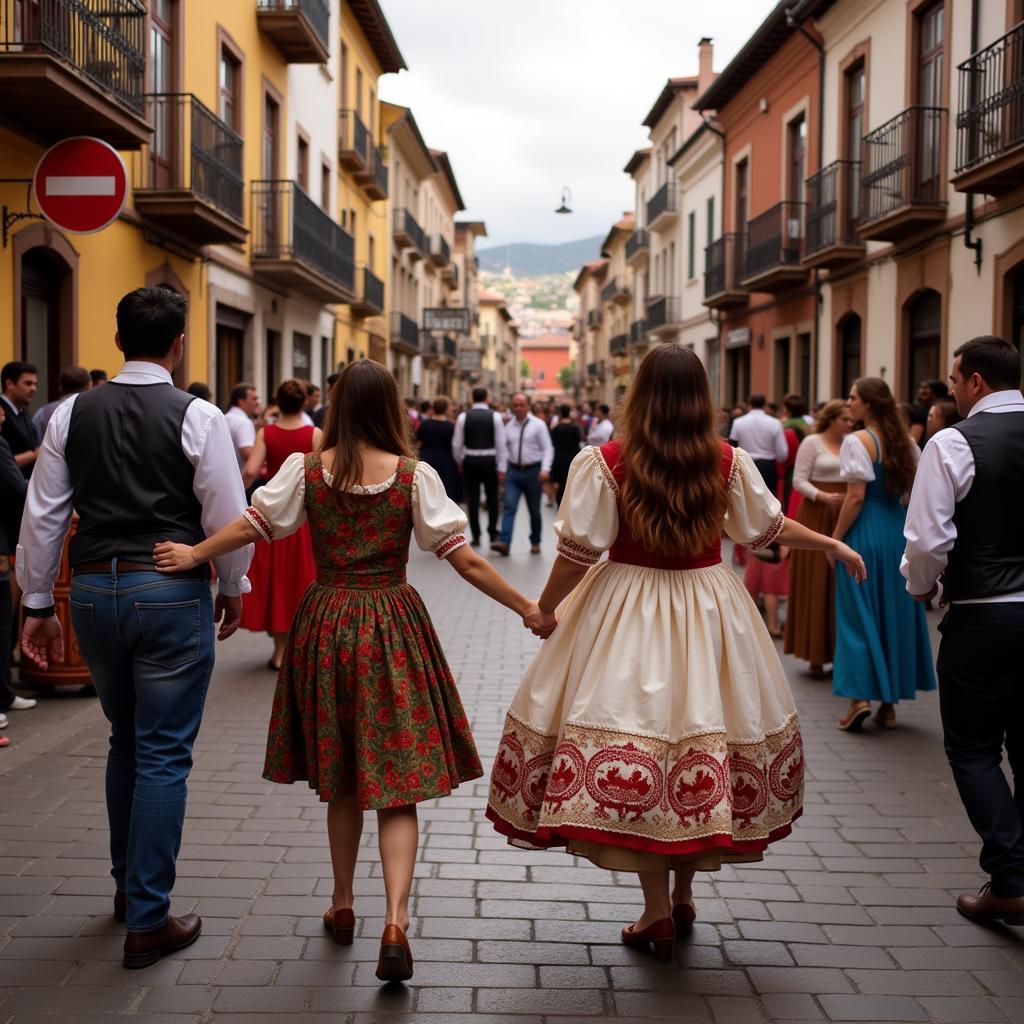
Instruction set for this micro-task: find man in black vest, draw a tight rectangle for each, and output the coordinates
[1,360,40,478]
[452,387,507,546]
[17,288,253,967]
[902,335,1024,925]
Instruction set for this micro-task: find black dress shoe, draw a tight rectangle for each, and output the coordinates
[123,914,202,968]
[957,883,1024,925]
[470,537,480,547]
[114,890,126,923]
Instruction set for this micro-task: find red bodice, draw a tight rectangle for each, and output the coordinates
[600,440,734,570]
[264,423,316,478]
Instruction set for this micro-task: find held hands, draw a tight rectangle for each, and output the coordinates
[821,492,846,508]
[828,541,868,583]
[522,600,557,639]
[153,541,200,573]
[21,616,64,670]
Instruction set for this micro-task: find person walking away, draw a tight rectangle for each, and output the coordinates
[239,379,320,671]
[303,383,321,427]
[313,373,338,429]
[729,394,788,494]
[780,394,809,515]
[416,397,462,502]
[901,336,1024,925]
[487,345,865,959]
[153,360,540,983]
[224,382,259,472]
[586,404,614,446]
[784,400,852,677]
[32,366,91,443]
[186,382,212,402]
[17,287,253,968]
[832,377,935,731]
[90,369,108,388]
[549,403,583,507]
[1,361,40,478]
[909,379,948,448]
[491,393,553,556]
[452,387,507,547]
[925,398,961,440]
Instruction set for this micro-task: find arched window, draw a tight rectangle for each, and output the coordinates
[837,313,861,401]
[908,289,941,402]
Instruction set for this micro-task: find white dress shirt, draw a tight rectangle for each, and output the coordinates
[901,389,1024,603]
[586,417,614,446]
[729,409,789,462]
[224,405,257,469]
[503,413,554,473]
[16,361,253,607]
[451,403,508,473]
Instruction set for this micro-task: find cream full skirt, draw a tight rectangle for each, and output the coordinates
[486,559,804,872]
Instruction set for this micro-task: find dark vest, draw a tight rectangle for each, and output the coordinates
[464,408,496,451]
[944,409,1024,602]
[65,382,205,566]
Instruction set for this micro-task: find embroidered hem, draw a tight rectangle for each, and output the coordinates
[750,511,785,550]
[244,506,274,542]
[590,445,620,495]
[435,532,466,559]
[556,536,601,566]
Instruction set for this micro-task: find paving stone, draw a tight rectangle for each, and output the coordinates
[708,995,767,1023]
[212,986,309,1012]
[762,993,826,1020]
[817,994,928,1020]
[915,996,1010,1022]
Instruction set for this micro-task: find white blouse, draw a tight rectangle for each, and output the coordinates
[839,432,920,484]
[552,445,785,567]
[242,453,468,559]
[793,433,843,500]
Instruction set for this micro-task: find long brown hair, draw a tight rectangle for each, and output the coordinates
[618,345,727,557]
[320,360,414,505]
[852,376,917,494]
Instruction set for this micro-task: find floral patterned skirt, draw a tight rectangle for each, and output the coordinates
[263,578,482,808]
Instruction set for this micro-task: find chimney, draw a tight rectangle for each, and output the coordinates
[698,37,715,94]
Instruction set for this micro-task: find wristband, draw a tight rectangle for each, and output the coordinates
[24,605,56,619]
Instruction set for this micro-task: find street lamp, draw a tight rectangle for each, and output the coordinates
[554,186,572,214]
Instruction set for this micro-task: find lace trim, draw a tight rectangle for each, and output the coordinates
[244,506,274,542]
[435,533,466,559]
[749,511,785,550]
[556,536,601,566]
[590,445,619,495]
[726,447,740,491]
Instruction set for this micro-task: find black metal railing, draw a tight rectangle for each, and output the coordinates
[587,360,604,378]
[704,234,746,299]
[339,109,369,166]
[630,319,646,344]
[371,145,388,196]
[805,160,861,257]
[143,94,243,221]
[432,235,451,264]
[443,335,457,358]
[256,0,329,51]
[391,312,420,351]
[625,228,649,260]
[645,295,678,330]
[860,106,947,224]
[393,207,428,256]
[609,334,628,354]
[0,0,146,113]
[600,277,619,304]
[647,182,677,224]
[743,201,805,281]
[360,265,384,312]
[956,21,1024,173]
[587,308,602,328]
[447,263,459,289]
[251,180,355,292]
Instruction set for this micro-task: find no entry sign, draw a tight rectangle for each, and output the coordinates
[33,137,128,234]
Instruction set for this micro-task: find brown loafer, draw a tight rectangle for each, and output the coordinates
[113,890,126,923]
[490,541,510,556]
[957,883,1024,926]
[123,914,202,969]
[621,916,675,961]
[323,906,355,945]
[375,923,414,982]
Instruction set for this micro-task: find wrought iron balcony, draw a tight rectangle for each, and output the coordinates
[256,0,329,64]
[741,201,808,291]
[587,360,605,380]
[645,295,680,335]
[392,208,428,260]
[365,144,388,200]
[625,228,650,266]
[443,260,458,288]
[135,94,246,245]
[430,234,451,268]
[600,276,631,306]
[803,161,864,269]
[703,234,748,309]
[251,180,355,303]
[630,318,647,346]
[338,109,370,173]
[390,312,420,353]
[647,182,678,232]
[609,334,628,355]
[859,106,947,241]
[443,335,457,359]
[350,265,384,317]
[587,307,603,329]
[0,0,149,148]
[954,21,1024,195]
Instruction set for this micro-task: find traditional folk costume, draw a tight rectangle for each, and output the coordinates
[486,441,804,871]
[245,453,482,807]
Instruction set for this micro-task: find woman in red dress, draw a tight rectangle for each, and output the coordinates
[240,379,321,670]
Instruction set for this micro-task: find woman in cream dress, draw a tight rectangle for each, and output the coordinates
[487,346,866,961]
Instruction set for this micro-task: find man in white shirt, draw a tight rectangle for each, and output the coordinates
[452,387,507,547]
[224,383,259,470]
[901,335,1024,926]
[18,287,253,968]
[491,393,553,556]
[729,393,789,493]
[586,404,614,446]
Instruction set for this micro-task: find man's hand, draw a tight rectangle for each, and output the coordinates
[214,594,243,640]
[498,471,505,483]
[21,616,63,670]
[539,471,550,484]
[911,585,938,604]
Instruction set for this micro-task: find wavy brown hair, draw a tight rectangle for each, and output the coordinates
[320,360,414,506]
[814,398,848,433]
[617,345,727,557]
[852,376,917,495]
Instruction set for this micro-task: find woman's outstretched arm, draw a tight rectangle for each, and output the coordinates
[446,545,537,619]
[776,517,866,581]
[154,516,261,572]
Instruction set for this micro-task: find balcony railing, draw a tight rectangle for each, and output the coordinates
[587,307,602,328]
[625,228,650,263]
[351,265,384,316]
[587,360,604,379]
[392,208,428,259]
[430,234,451,267]
[443,335,457,359]
[646,182,677,229]
[256,0,330,63]
[368,145,388,199]
[251,180,355,301]
[741,201,807,289]
[804,160,864,267]
[338,109,370,171]
[630,319,647,345]
[703,234,748,309]
[954,21,1024,194]
[859,106,947,239]
[391,312,420,352]
[645,295,679,332]
[600,277,619,305]
[609,334,628,355]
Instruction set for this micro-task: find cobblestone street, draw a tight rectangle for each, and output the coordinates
[1,508,1022,1024]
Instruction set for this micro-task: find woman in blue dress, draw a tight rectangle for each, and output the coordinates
[832,377,936,731]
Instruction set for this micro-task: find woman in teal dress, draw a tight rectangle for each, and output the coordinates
[832,377,936,731]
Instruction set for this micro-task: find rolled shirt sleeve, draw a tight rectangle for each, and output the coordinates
[494,413,508,474]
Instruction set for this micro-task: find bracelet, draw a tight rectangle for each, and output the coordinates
[24,605,56,619]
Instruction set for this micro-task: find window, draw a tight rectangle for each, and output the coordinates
[149,2,175,183]
[687,211,696,279]
[321,160,330,210]
[219,46,240,131]
[293,332,312,378]
[340,43,349,108]
[735,158,749,231]
[297,134,309,191]
[788,114,807,203]
[706,196,715,250]
[355,68,363,117]
[369,87,376,137]
[368,234,376,268]
[263,93,279,178]
[845,63,865,219]
[916,3,945,197]
[908,289,941,401]
[839,314,861,399]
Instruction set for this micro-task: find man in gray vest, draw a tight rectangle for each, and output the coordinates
[902,335,1024,925]
[17,287,253,967]
[452,387,507,547]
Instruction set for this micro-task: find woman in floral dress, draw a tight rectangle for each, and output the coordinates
[154,361,538,984]
[492,345,866,961]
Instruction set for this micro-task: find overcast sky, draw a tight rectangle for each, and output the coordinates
[377,0,779,250]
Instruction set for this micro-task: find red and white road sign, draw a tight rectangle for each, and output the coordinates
[32,137,128,234]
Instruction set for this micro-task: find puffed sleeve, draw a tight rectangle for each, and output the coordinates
[244,452,307,541]
[412,461,468,559]
[553,446,619,566]
[839,434,876,482]
[723,447,785,549]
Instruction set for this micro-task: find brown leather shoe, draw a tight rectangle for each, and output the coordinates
[490,541,510,556]
[113,890,126,923]
[957,883,1024,926]
[375,923,414,982]
[123,914,202,969]
[323,906,355,945]
[621,916,675,961]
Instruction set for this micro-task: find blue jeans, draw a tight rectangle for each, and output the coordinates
[70,567,214,931]
[500,466,543,546]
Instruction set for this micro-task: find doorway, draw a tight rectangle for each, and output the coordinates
[20,248,73,409]
[215,304,249,409]
[907,290,941,401]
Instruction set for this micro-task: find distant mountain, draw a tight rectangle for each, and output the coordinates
[477,236,605,276]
